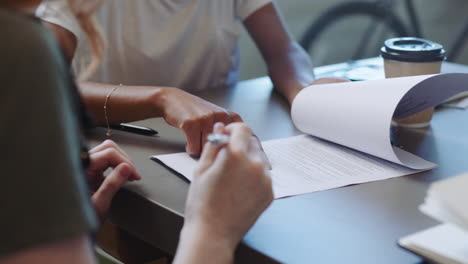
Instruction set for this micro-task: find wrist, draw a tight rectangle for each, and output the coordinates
[147,86,171,117]
[285,86,303,104]
[175,222,236,264]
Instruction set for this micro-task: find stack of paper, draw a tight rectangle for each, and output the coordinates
[442,91,468,109]
[153,74,468,199]
[443,96,468,109]
[420,173,468,231]
[399,173,468,264]
[153,135,436,199]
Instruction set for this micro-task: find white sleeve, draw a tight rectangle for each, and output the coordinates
[235,0,272,21]
[36,1,82,40]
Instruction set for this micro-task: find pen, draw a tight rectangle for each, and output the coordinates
[207,133,230,146]
[109,123,158,136]
[207,133,272,170]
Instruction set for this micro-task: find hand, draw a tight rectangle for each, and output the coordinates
[85,140,142,223]
[309,77,350,86]
[158,88,242,156]
[181,123,273,253]
[288,78,351,103]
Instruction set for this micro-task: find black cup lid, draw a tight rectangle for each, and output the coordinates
[381,37,446,62]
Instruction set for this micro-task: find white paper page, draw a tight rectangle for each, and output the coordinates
[151,152,198,181]
[292,75,432,169]
[431,173,468,229]
[419,195,468,232]
[394,74,468,117]
[153,135,430,199]
[291,74,468,169]
[443,96,468,109]
[399,223,468,264]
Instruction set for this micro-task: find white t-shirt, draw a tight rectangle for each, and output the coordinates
[38,0,271,91]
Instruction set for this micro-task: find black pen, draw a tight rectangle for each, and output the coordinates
[109,123,158,136]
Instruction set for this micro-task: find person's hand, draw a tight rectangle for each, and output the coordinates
[288,77,351,104]
[179,123,273,258]
[85,140,142,223]
[309,77,350,86]
[158,88,242,157]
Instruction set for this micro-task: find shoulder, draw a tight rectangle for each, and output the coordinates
[0,9,69,85]
[0,8,73,116]
[0,9,64,70]
[0,9,49,48]
[233,0,272,20]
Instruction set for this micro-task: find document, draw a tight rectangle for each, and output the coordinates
[442,92,468,109]
[399,224,468,264]
[153,73,468,199]
[292,73,468,169]
[399,172,468,263]
[154,135,430,198]
[419,172,468,231]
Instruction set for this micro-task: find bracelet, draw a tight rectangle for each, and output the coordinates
[104,84,121,136]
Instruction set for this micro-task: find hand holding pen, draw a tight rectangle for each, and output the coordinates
[182,122,273,255]
[206,123,272,170]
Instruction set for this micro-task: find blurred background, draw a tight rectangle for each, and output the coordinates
[238,0,468,80]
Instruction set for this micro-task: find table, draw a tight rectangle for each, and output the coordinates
[89,58,468,263]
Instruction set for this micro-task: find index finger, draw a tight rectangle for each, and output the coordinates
[196,122,226,175]
[88,148,142,180]
[224,123,253,154]
[228,111,243,122]
[89,139,130,160]
[182,121,202,156]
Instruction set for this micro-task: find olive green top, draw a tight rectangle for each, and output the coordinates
[0,8,97,258]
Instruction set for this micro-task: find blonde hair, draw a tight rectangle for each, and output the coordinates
[68,0,105,81]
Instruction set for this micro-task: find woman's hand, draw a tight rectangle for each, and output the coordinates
[174,123,273,264]
[309,77,350,85]
[85,140,142,223]
[288,77,351,103]
[157,88,242,157]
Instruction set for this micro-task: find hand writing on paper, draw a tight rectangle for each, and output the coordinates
[179,123,273,255]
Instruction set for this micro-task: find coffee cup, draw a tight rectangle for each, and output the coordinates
[381,37,446,128]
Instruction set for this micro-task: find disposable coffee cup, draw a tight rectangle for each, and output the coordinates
[381,37,446,128]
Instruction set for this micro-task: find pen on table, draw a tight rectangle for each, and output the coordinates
[108,123,158,136]
[207,133,272,170]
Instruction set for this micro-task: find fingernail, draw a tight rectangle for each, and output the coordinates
[189,154,201,159]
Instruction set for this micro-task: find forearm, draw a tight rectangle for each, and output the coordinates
[266,42,315,104]
[78,81,166,125]
[244,3,315,105]
[173,224,235,264]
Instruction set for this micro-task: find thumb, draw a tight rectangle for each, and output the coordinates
[196,122,225,175]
